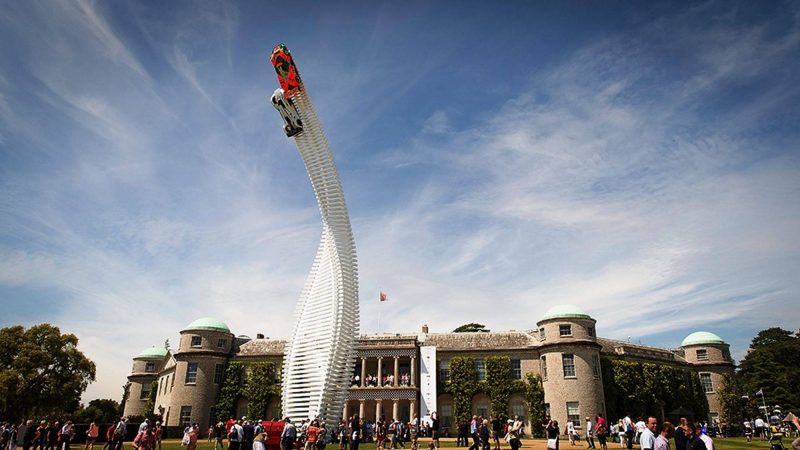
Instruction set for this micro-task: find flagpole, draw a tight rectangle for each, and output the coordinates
[378,288,383,334]
[759,388,768,422]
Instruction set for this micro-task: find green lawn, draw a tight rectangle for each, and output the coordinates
[74,437,787,450]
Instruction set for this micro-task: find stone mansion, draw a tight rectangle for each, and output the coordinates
[121,304,735,431]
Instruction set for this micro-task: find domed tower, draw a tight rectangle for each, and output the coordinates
[680,331,735,424]
[536,305,605,430]
[123,346,169,418]
[168,318,234,427]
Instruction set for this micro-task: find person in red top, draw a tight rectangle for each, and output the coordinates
[227,418,236,435]
[305,421,320,450]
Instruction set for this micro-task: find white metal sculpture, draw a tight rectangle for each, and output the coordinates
[269,43,359,423]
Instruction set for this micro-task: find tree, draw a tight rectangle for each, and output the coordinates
[452,323,490,333]
[0,324,96,421]
[72,399,121,424]
[737,327,800,413]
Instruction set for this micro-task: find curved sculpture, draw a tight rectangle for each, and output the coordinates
[270,44,359,423]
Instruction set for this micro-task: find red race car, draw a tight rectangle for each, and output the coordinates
[270,43,302,99]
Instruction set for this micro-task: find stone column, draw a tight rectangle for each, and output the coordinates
[409,400,416,421]
[376,399,383,421]
[359,399,366,419]
[343,402,350,420]
[377,357,383,387]
[394,356,400,387]
[410,356,416,387]
[392,399,400,421]
[361,357,367,387]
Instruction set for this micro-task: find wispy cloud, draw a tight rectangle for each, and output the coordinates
[1,2,798,403]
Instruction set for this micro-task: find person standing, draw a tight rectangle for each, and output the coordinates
[214,422,226,450]
[567,422,576,446]
[468,417,479,450]
[685,424,706,450]
[349,415,361,450]
[654,422,673,450]
[47,423,60,450]
[186,425,199,450]
[22,421,35,450]
[59,422,74,450]
[430,414,439,450]
[34,421,48,450]
[595,416,608,450]
[673,418,688,450]
[546,420,560,450]
[85,421,99,450]
[489,417,500,450]
[153,422,162,450]
[639,418,657,450]
[585,417,595,449]
[113,418,128,450]
[306,421,320,450]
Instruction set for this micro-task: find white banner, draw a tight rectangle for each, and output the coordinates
[419,345,437,419]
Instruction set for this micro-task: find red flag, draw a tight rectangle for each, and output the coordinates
[379,291,388,302]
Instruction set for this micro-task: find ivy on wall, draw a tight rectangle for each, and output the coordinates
[602,358,709,421]
[214,361,244,420]
[143,380,160,421]
[443,356,530,425]
[446,356,479,423]
[523,373,545,437]
[485,356,525,419]
[215,361,283,421]
[244,362,282,419]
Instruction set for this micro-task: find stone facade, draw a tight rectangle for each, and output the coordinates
[122,307,735,432]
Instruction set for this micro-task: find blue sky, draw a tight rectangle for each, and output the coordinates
[1,1,799,402]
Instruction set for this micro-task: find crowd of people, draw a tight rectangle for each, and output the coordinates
[349,374,412,388]
[0,418,165,450]
[4,411,799,450]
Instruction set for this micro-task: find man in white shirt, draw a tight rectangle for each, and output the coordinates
[639,417,657,450]
[654,421,673,450]
[585,417,595,449]
[754,418,766,440]
[698,431,713,450]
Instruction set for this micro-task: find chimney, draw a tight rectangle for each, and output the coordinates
[421,324,429,334]
[256,333,265,339]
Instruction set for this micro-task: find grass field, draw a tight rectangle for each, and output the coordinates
[75,436,788,450]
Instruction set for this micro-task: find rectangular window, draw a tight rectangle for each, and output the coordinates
[439,360,450,382]
[214,364,224,384]
[541,356,548,380]
[700,373,713,393]
[475,359,486,381]
[145,362,156,373]
[441,403,453,428]
[562,354,576,378]
[139,382,151,400]
[180,406,192,428]
[185,362,198,384]
[592,355,600,377]
[218,339,227,349]
[190,336,202,347]
[559,325,572,337]
[566,402,580,427]
[539,327,546,341]
[696,349,708,361]
[588,326,596,338]
[511,359,522,380]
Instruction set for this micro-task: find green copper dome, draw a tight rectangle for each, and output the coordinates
[135,346,168,359]
[542,304,592,320]
[681,331,725,347]
[183,317,231,333]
